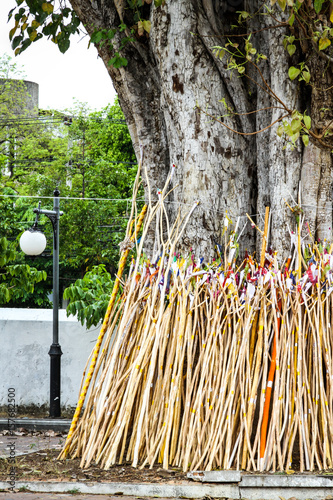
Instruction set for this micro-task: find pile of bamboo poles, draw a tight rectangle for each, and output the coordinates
[59,167,333,473]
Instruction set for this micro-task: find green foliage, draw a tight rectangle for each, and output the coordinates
[0,185,52,307]
[212,35,267,78]
[8,0,164,69]
[0,235,47,305]
[0,54,138,311]
[54,99,139,273]
[288,66,301,80]
[108,53,128,68]
[0,56,68,192]
[276,110,312,147]
[63,264,114,328]
[210,0,333,150]
[8,0,80,55]
[314,0,325,14]
[283,35,296,56]
[0,53,25,79]
[88,26,134,69]
[89,28,117,48]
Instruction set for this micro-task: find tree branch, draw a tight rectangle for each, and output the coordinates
[197,106,289,136]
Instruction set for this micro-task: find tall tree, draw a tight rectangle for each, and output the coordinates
[8,0,333,259]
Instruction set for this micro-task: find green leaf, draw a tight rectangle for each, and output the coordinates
[237,65,246,74]
[302,134,309,146]
[19,38,32,53]
[137,20,144,36]
[58,37,70,53]
[287,44,296,56]
[277,0,287,10]
[291,131,300,143]
[8,7,16,20]
[277,125,284,137]
[288,66,301,80]
[14,7,25,22]
[12,35,23,50]
[70,15,80,33]
[319,37,331,51]
[108,53,128,68]
[303,114,311,130]
[288,13,295,26]
[302,71,311,83]
[107,29,117,40]
[42,2,54,14]
[284,123,293,136]
[291,118,301,133]
[142,20,151,34]
[314,0,324,13]
[29,30,38,41]
[9,24,18,41]
[90,30,103,44]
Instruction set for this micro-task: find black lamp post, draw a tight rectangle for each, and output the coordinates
[20,189,63,418]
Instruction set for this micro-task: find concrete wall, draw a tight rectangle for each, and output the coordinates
[0,79,39,113]
[24,80,39,111]
[0,309,99,408]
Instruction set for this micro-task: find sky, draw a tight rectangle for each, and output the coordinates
[0,0,117,112]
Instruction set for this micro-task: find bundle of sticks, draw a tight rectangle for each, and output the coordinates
[59,165,333,473]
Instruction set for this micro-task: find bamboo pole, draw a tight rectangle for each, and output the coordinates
[59,204,147,459]
[58,184,333,473]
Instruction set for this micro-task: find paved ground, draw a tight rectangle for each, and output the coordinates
[0,494,160,500]
[0,430,65,458]
[0,434,64,458]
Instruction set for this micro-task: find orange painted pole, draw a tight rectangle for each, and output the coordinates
[260,298,281,464]
[59,204,147,459]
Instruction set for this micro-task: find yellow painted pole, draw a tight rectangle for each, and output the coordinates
[298,218,302,280]
[260,207,270,268]
[59,204,147,459]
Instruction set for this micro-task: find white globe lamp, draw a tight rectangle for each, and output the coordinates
[19,229,47,256]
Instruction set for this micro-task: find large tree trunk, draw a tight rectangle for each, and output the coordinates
[301,54,333,242]
[69,0,333,260]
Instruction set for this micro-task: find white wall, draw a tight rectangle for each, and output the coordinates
[0,309,99,408]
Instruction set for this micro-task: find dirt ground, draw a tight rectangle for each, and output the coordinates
[0,429,186,484]
[0,448,186,483]
[2,428,333,485]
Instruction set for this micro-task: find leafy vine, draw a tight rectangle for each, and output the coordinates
[208,0,333,149]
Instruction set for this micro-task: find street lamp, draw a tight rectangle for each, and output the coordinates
[20,189,63,418]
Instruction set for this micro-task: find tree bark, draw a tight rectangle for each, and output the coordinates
[302,54,333,242]
[68,0,333,260]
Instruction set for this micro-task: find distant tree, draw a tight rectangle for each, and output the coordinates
[0,54,41,177]
[63,264,114,328]
[0,76,138,307]
[58,100,139,275]
[0,235,46,304]
[0,191,47,305]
